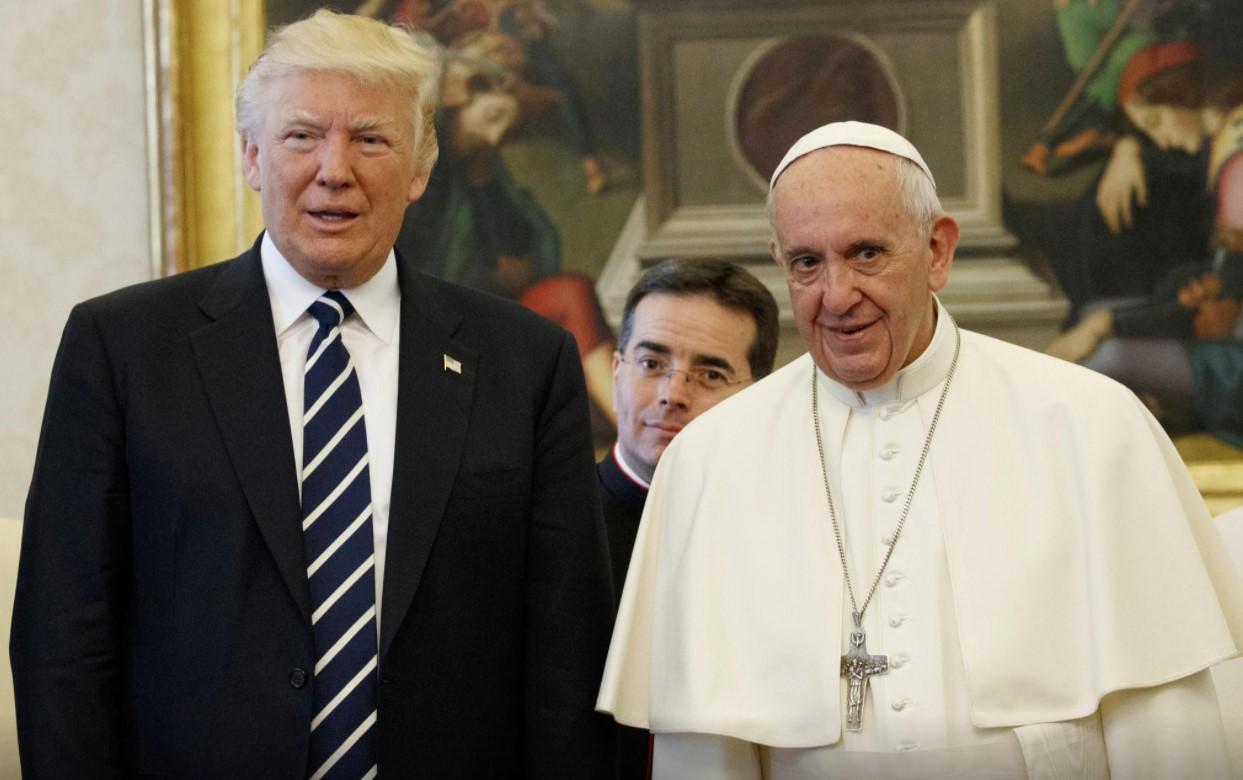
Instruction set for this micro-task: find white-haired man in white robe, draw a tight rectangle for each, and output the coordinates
[597,121,1243,779]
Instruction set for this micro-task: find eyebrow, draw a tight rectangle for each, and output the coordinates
[349,117,394,133]
[633,340,738,373]
[779,245,818,261]
[281,111,396,134]
[844,239,890,256]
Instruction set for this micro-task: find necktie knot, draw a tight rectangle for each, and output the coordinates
[308,290,355,331]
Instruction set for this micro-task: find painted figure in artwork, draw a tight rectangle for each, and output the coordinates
[1047,41,1243,448]
[362,0,618,424]
[395,56,617,423]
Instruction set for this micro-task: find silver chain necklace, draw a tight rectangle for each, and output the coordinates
[812,322,961,731]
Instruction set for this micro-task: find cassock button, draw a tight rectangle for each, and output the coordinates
[885,572,904,587]
[890,654,908,669]
[289,668,308,688]
[891,698,911,711]
[882,489,900,503]
[882,531,896,545]
[888,615,907,628]
[898,740,918,752]
[880,447,898,461]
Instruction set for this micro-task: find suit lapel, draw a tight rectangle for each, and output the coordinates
[190,244,311,623]
[380,263,477,661]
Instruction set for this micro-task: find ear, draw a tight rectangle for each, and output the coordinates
[611,350,622,375]
[927,215,958,293]
[407,169,431,204]
[242,134,262,192]
[769,239,782,267]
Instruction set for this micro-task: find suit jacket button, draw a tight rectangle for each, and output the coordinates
[290,668,308,688]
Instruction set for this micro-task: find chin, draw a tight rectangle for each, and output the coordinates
[827,364,892,391]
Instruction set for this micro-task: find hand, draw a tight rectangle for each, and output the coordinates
[1177,273,1224,309]
[582,156,606,194]
[353,0,389,17]
[1193,298,1241,339]
[1096,136,1147,235]
[1047,309,1114,363]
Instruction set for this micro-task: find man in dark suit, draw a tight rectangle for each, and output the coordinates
[600,257,778,779]
[10,10,615,778]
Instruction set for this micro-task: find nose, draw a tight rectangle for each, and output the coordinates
[658,370,693,409]
[819,262,862,315]
[316,133,354,188]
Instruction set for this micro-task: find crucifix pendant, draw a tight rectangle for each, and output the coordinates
[840,612,888,731]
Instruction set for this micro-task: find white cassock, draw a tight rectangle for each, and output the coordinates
[598,300,1243,779]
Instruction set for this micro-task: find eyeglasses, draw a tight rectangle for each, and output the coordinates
[617,354,751,393]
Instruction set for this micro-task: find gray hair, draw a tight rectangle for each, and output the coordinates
[767,152,943,244]
[236,9,443,172]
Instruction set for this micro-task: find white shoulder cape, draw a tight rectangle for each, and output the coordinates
[597,330,1243,747]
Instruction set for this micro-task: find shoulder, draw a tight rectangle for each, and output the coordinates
[962,329,1129,390]
[407,268,568,347]
[80,260,229,320]
[958,328,1146,422]
[65,257,244,353]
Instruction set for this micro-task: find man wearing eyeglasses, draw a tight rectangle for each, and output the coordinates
[601,257,778,779]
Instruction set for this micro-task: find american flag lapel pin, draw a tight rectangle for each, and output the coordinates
[443,354,462,374]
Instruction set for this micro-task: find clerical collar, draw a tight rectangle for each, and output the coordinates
[260,230,400,344]
[612,443,652,490]
[817,297,956,408]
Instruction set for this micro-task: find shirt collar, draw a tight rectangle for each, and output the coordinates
[817,296,957,408]
[260,231,400,343]
[612,442,652,490]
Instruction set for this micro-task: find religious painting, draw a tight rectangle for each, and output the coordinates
[1001,0,1243,493]
[151,0,1243,505]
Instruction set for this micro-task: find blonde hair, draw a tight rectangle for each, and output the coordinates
[236,9,443,172]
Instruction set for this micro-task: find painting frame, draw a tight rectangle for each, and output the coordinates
[144,0,265,277]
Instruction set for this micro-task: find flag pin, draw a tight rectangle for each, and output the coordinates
[443,354,462,374]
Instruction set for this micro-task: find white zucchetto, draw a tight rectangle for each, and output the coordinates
[769,120,936,190]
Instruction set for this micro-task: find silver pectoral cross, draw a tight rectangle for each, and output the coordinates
[840,612,888,731]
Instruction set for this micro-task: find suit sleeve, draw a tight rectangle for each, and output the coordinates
[522,330,618,779]
[10,303,131,778]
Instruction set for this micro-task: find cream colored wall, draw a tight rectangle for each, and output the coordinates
[0,0,152,520]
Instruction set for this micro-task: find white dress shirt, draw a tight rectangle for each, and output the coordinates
[261,233,399,632]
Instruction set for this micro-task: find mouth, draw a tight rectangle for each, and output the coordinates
[307,209,360,225]
[646,421,684,436]
[824,319,878,339]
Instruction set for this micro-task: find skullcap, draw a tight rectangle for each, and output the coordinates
[768,121,935,191]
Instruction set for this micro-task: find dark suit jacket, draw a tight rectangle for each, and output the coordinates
[10,239,617,778]
[596,447,650,780]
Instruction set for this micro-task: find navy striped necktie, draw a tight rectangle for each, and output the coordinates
[301,290,378,780]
